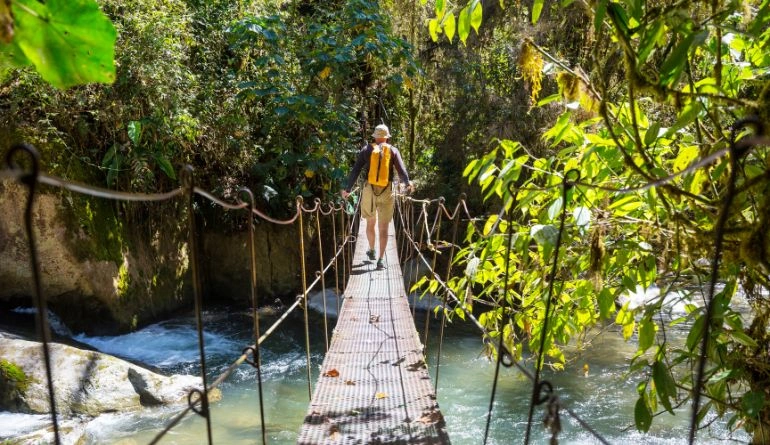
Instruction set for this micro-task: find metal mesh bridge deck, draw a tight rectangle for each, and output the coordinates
[297,221,450,444]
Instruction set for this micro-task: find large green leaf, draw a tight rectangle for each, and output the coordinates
[7,0,116,89]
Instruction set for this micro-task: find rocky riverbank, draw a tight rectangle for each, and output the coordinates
[0,331,220,444]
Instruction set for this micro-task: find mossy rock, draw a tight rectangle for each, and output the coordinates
[0,359,31,411]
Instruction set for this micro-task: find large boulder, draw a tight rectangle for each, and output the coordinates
[0,337,220,416]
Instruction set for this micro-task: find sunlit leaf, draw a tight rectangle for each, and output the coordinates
[532,0,544,24]
[428,18,439,42]
[9,0,116,89]
[458,5,471,45]
[638,317,655,352]
[444,13,456,43]
[470,0,483,33]
[435,0,445,18]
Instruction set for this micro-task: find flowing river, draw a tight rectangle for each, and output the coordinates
[0,290,751,444]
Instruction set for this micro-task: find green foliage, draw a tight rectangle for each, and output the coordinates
[226,0,418,208]
[0,0,116,88]
[417,0,770,439]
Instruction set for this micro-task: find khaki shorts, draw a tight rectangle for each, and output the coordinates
[361,183,394,221]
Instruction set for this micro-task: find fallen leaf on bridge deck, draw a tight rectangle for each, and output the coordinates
[323,369,340,377]
[417,411,444,425]
[375,392,388,399]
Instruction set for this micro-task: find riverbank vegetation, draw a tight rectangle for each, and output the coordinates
[2,0,770,441]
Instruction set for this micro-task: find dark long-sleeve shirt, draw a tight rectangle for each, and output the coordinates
[344,143,410,192]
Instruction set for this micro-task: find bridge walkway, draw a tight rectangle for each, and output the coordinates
[297,220,450,444]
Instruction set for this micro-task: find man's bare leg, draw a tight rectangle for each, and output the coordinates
[377,217,389,260]
[366,217,376,253]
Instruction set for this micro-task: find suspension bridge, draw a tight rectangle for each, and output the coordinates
[297,221,449,444]
[2,122,768,444]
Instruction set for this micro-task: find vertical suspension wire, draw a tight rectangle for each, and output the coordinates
[423,199,444,354]
[297,197,313,400]
[315,201,330,352]
[6,144,61,444]
[240,188,267,444]
[688,119,758,443]
[181,166,213,444]
[434,196,463,393]
[330,204,341,315]
[397,196,408,264]
[340,208,348,292]
[524,171,577,445]
[411,203,427,317]
[484,186,518,445]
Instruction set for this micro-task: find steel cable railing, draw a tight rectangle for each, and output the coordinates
[1,142,356,445]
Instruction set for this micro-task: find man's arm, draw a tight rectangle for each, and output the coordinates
[341,145,370,198]
[391,146,412,187]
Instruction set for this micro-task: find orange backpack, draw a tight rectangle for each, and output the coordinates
[367,143,391,187]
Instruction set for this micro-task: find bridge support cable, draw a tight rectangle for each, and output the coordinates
[422,199,444,356]
[240,187,268,444]
[315,200,330,352]
[410,202,428,318]
[182,166,214,445]
[298,197,314,401]
[522,171,579,445]
[434,197,463,394]
[5,144,62,444]
[330,205,342,316]
[484,186,518,445]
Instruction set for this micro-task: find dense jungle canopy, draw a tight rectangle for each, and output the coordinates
[2,0,770,442]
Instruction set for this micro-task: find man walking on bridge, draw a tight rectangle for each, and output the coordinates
[341,124,413,269]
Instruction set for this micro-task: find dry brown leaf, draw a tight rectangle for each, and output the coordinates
[323,369,340,377]
[328,423,341,440]
[345,379,356,385]
[417,411,443,424]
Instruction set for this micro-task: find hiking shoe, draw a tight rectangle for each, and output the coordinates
[366,249,376,261]
[376,258,385,269]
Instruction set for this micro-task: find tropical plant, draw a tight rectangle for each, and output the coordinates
[417,0,770,440]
